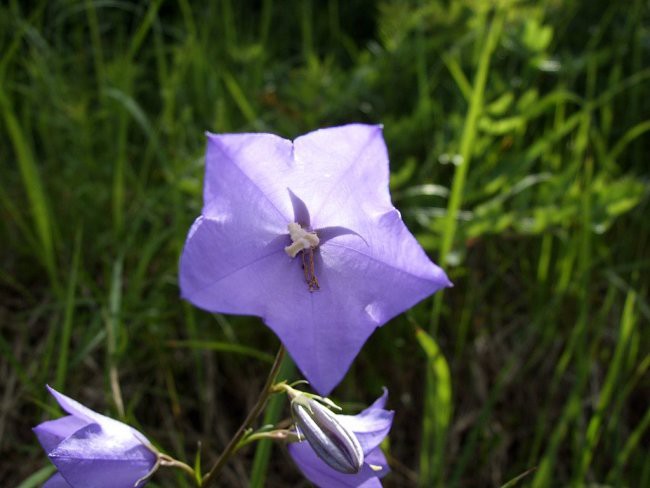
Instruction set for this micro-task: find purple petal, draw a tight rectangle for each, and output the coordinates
[316,226,367,246]
[179,216,289,313]
[289,441,384,488]
[49,423,157,488]
[45,386,152,450]
[33,415,88,453]
[366,388,389,410]
[46,385,105,425]
[321,208,451,322]
[338,390,394,454]
[279,211,448,393]
[364,448,390,479]
[179,215,364,393]
[43,473,73,488]
[293,124,393,230]
[288,188,311,227]
[203,132,295,223]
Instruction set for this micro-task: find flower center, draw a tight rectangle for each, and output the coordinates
[285,223,320,292]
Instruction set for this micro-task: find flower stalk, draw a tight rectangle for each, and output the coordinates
[201,345,286,487]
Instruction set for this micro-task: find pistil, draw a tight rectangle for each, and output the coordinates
[285,223,320,292]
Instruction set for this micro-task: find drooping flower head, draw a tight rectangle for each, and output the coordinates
[288,388,394,487]
[33,386,158,488]
[180,124,451,394]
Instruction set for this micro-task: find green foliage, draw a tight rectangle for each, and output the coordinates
[1,0,648,486]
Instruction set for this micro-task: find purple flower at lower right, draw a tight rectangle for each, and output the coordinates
[288,389,394,487]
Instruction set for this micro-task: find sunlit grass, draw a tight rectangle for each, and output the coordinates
[1,0,648,486]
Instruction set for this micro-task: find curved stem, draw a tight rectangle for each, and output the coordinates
[201,345,286,487]
[159,454,197,480]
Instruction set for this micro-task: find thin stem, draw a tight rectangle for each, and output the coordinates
[236,429,299,450]
[201,345,286,487]
[159,453,196,480]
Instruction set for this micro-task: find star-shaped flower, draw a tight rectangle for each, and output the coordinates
[33,386,158,488]
[180,124,451,394]
[288,388,394,487]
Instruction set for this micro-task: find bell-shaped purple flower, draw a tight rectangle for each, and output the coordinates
[33,386,158,488]
[180,124,451,394]
[289,388,394,487]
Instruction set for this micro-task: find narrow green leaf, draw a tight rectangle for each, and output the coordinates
[167,340,275,364]
[15,465,56,488]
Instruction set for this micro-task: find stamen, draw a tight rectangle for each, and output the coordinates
[285,222,320,292]
[301,247,319,292]
[285,222,319,258]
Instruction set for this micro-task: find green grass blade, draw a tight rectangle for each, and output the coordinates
[107,257,125,417]
[15,465,56,488]
[167,340,275,364]
[221,71,260,128]
[54,228,82,390]
[608,120,650,163]
[499,467,537,488]
[126,0,164,61]
[422,9,503,486]
[607,404,650,483]
[415,327,452,486]
[0,86,58,288]
[575,290,637,481]
[435,11,503,273]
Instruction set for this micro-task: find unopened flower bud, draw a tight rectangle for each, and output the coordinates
[291,397,364,474]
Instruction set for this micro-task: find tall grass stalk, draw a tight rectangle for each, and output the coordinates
[421,10,504,486]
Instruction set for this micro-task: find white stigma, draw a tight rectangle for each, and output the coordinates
[284,222,319,258]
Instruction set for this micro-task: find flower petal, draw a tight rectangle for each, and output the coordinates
[275,216,448,393]
[337,389,394,454]
[289,441,384,488]
[266,248,383,394]
[179,216,290,314]
[293,124,393,230]
[363,448,390,479]
[33,415,88,453]
[48,423,157,488]
[46,385,105,424]
[321,208,451,325]
[43,473,73,488]
[316,226,367,246]
[288,188,311,227]
[181,215,366,393]
[203,132,295,223]
[45,386,150,450]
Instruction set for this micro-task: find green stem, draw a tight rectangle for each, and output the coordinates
[159,454,196,480]
[421,10,503,487]
[429,10,504,334]
[201,345,286,487]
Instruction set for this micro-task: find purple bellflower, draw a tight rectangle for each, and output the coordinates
[33,386,158,488]
[288,388,394,487]
[180,124,451,394]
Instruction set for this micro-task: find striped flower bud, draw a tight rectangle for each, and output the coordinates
[291,397,364,474]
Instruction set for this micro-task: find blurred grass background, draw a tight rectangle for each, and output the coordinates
[1,0,649,486]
